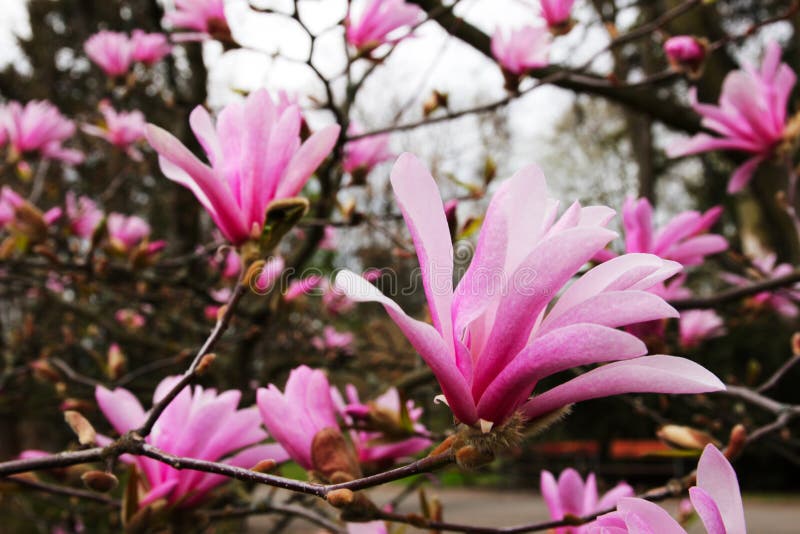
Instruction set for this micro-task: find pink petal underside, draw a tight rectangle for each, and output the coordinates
[689,487,727,534]
[476,324,646,423]
[558,468,586,516]
[652,211,701,254]
[695,444,747,534]
[334,270,477,424]
[666,133,761,158]
[540,290,678,334]
[521,356,725,420]
[189,106,222,167]
[547,253,668,322]
[139,479,179,508]
[616,498,687,534]
[583,472,599,513]
[727,155,765,193]
[239,90,275,227]
[389,153,454,342]
[667,234,728,266]
[257,387,313,468]
[540,470,563,519]
[276,124,340,198]
[472,226,617,400]
[95,386,147,436]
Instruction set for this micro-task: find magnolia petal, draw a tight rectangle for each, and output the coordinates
[695,444,746,534]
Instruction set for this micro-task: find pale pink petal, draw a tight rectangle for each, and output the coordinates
[695,444,746,534]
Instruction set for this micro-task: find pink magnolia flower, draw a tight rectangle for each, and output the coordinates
[65,192,103,239]
[541,468,634,533]
[680,310,725,349]
[540,0,575,29]
[320,225,338,251]
[337,384,431,464]
[0,186,61,230]
[667,42,796,193]
[285,274,324,301]
[335,154,724,429]
[164,0,230,41]
[130,30,172,65]
[312,326,355,353]
[115,308,146,329]
[664,35,706,70]
[343,125,393,176]
[491,25,551,76]
[106,213,165,255]
[722,254,800,318]
[84,31,133,77]
[82,101,147,160]
[256,365,340,470]
[594,444,746,534]
[96,377,288,508]
[253,255,285,293]
[348,521,388,534]
[596,197,727,267]
[146,89,340,245]
[1,100,83,164]
[346,0,422,51]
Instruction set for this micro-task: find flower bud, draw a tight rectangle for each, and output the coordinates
[664,36,707,77]
[311,427,362,482]
[64,410,97,446]
[326,488,355,508]
[195,353,216,375]
[656,424,718,450]
[81,470,119,492]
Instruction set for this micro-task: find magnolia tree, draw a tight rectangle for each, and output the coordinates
[0,0,799,532]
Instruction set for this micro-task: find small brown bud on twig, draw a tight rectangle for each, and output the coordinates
[81,470,119,492]
[657,424,718,450]
[250,459,277,473]
[326,488,354,508]
[64,410,96,445]
[791,332,800,356]
[196,353,216,375]
[725,424,747,460]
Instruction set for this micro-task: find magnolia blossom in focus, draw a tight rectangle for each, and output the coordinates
[0,100,83,164]
[335,154,724,429]
[336,385,431,464]
[146,89,339,245]
[96,377,288,508]
[257,365,340,470]
[664,35,706,73]
[84,31,133,77]
[106,213,165,256]
[164,0,230,41]
[130,30,172,64]
[596,197,727,267]
[594,444,746,533]
[83,101,147,160]
[65,192,103,239]
[491,25,551,76]
[346,0,422,52]
[667,42,796,193]
[312,326,355,353]
[722,254,800,318]
[343,124,393,177]
[680,310,725,349]
[540,0,575,30]
[541,468,634,533]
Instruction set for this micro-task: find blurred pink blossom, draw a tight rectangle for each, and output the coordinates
[65,192,103,239]
[285,274,324,301]
[106,213,165,255]
[115,308,146,329]
[130,30,172,64]
[0,100,83,164]
[257,365,340,469]
[96,377,288,507]
[540,0,575,29]
[541,468,633,533]
[319,225,338,251]
[343,125,393,176]
[82,101,147,160]
[164,0,230,41]
[253,256,285,293]
[667,41,796,193]
[680,310,725,349]
[0,186,62,231]
[595,197,727,267]
[336,154,724,428]
[595,444,746,533]
[312,326,355,353]
[491,25,551,75]
[346,0,422,51]
[146,89,339,245]
[336,384,431,464]
[84,31,133,77]
[664,35,706,69]
[722,254,800,318]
